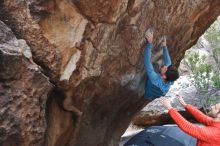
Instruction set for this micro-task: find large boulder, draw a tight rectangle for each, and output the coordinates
[0,21,52,146]
[0,0,220,146]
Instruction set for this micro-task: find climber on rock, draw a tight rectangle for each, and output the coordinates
[144,28,179,102]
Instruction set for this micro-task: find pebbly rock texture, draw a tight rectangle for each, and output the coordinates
[0,0,220,146]
[0,21,52,146]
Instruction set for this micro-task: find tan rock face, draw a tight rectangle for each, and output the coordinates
[0,0,220,146]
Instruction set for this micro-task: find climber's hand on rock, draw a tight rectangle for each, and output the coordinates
[145,28,154,43]
[161,35,167,47]
[177,95,187,107]
[160,96,172,110]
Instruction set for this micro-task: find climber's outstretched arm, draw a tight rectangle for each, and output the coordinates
[160,36,172,66]
[144,29,157,81]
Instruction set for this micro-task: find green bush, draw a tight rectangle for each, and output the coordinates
[184,51,218,113]
[184,22,220,113]
[212,47,220,90]
[204,22,220,47]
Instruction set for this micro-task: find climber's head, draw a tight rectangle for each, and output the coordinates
[160,65,179,82]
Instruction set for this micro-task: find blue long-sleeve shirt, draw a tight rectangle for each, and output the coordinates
[144,43,173,100]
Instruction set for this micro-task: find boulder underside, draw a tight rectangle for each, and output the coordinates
[0,0,220,146]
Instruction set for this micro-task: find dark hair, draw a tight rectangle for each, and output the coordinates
[165,65,179,82]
